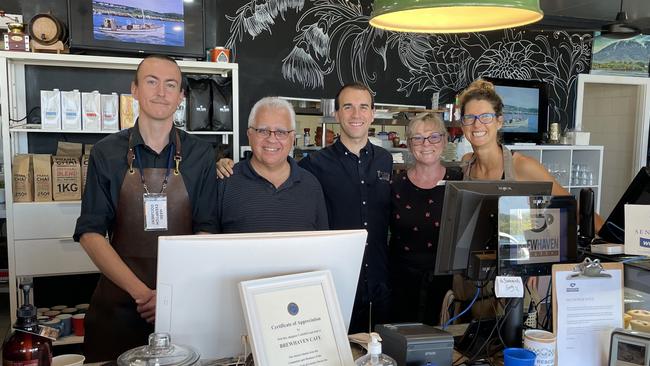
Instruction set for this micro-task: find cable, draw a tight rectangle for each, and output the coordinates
[523,276,537,329]
[465,296,510,364]
[440,290,455,326]
[444,286,480,329]
[543,276,552,330]
[9,106,40,123]
[454,288,488,365]
[604,221,624,243]
[465,312,502,364]
[496,297,516,346]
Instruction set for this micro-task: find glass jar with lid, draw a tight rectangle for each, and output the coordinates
[118,333,200,366]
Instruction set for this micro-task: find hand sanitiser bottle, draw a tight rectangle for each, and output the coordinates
[354,333,396,366]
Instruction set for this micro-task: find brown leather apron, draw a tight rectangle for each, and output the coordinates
[84,129,192,362]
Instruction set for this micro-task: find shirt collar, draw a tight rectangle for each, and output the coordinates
[333,138,374,159]
[130,119,177,151]
[241,156,303,187]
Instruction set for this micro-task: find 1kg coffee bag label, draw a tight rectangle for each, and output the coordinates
[52,156,81,201]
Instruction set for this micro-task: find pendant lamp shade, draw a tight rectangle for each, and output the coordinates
[369,0,544,33]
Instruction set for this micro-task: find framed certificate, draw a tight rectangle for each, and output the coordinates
[239,270,354,366]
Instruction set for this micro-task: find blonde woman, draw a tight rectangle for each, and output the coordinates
[389,113,462,325]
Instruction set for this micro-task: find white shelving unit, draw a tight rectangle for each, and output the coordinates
[284,96,427,154]
[0,52,240,332]
[506,144,604,212]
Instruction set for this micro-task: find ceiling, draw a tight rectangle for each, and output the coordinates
[535,0,650,32]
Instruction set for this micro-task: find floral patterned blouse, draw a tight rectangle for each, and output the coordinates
[389,168,464,268]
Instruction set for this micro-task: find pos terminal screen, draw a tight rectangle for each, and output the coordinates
[497,195,577,276]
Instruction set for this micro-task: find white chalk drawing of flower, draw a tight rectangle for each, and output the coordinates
[282,46,327,89]
[225,0,306,57]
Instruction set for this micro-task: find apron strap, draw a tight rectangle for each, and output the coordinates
[127,131,136,174]
[173,129,182,176]
[126,127,183,175]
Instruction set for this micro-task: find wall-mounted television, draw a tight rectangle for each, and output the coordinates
[484,77,549,144]
[68,0,205,59]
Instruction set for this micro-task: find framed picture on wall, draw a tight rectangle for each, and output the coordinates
[591,33,650,77]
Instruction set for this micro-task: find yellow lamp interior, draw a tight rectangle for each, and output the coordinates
[369,6,543,33]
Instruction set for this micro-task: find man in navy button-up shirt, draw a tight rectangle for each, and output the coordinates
[298,83,392,333]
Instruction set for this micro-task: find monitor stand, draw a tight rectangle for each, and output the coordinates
[502,297,523,347]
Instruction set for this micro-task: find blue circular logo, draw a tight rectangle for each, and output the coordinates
[287,302,299,316]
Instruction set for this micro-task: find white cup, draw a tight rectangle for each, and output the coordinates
[52,354,85,366]
[524,329,556,366]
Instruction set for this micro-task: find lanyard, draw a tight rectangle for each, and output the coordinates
[134,143,175,194]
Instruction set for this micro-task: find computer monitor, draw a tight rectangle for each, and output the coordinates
[598,167,650,243]
[434,181,553,280]
[155,230,367,360]
[497,195,578,276]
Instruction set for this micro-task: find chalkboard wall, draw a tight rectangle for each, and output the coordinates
[6,0,593,146]
[216,0,592,145]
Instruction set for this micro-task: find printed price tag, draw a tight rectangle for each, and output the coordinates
[143,193,168,231]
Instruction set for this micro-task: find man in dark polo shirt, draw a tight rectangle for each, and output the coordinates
[217,97,328,232]
[217,83,392,334]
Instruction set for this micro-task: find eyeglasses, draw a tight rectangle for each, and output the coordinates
[461,113,497,126]
[409,132,445,146]
[249,127,295,140]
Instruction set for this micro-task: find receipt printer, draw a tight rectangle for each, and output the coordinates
[375,323,454,366]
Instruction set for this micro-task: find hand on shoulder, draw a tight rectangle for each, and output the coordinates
[217,158,235,179]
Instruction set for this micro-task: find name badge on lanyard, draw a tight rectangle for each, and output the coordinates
[143,193,168,231]
[134,143,175,232]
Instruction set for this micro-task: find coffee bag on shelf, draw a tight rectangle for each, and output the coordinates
[13,154,33,202]
[61,90,82,131]
[101,93,119,131]
[33,154,52,202]
[52,156,81,201]
[173,97,187,130]
[56,142,83,157]
[186,77,211,131]
[82,91,101,131]
[120,94,139,130]
[40,89,61,130]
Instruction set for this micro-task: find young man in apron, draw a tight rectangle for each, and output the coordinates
[73,55,219,361]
